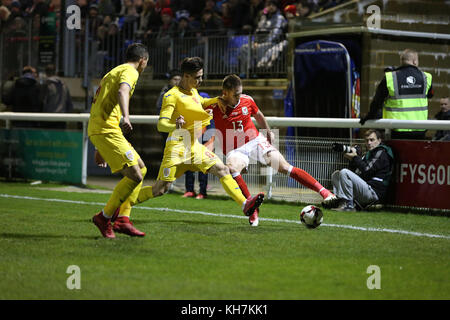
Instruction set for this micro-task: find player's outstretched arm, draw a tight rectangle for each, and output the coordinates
[254,110,274,144]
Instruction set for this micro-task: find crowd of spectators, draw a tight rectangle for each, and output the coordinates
[0,0,351,38]
[0,0,350,77]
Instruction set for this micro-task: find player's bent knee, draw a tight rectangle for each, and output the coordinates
[331,170,341,179]
[210,162,230,178]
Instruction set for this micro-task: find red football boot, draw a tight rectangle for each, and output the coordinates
[182,191,196,198]
[249,208,259,227]
[243,192,264,217]
[92,212,115,239]
[113,216,146,237]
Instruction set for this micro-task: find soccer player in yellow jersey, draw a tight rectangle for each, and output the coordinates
[89,43,149,238]
[114,57,264,221]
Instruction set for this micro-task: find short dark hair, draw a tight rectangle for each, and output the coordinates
[222,74,242,90]
[180,57,203,75]
[45,64,56,76]
[365,129,383,140]
[125,43,149,62]
[168,69,181,80]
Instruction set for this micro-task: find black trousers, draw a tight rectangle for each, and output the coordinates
[185,170,208,195]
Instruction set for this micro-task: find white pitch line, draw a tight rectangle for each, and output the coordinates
[1,193,449,240]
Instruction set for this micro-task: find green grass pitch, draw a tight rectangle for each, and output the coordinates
[0,181,449,300]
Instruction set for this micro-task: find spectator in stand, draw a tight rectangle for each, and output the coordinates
[97,0,116,17]
[239,0,287,74]
[120,0,140,38]
[227,0,251,35]
[174,10,195,38]
[88,4,103,39]
[297,0,314,18]
[204,0,219,13]
[99,20,122,62]
[49,0,61,14]
[9,14,26,35]
[2,66,42,128]
[240,0,265,34]
[134,0,143,14]
[40,64,74,129]
[156,7,176,46]
[283,4,299,19]
[220,1,232,29]
[199,8,224,36]
[155,0,170,13]
[120,0,138,17]
[96,14,113,41]
[137,0,158,39]
[0,3,12,31]
[171,0,206,21]
[433,97,450,141]
[9,1,23,19]
[190,8,225,59]
[111,0,122,14]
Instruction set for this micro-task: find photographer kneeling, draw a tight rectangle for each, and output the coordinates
[325,129,394,212]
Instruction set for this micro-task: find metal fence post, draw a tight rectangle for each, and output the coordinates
[81,120,88,185]
[246,35,251,79]
[204,37,209,79]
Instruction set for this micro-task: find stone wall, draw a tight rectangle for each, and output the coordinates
[289,0,449,138]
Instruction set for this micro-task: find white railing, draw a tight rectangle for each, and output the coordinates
[1,112,449,187]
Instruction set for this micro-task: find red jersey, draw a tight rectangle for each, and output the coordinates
[208,94,260,155]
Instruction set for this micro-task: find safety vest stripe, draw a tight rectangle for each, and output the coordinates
[388,94,426,100]
[391,71,399,98]
[384,106,428,112]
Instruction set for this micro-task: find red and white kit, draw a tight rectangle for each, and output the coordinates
[208,94,276,166]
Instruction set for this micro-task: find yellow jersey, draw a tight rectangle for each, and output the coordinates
[159,86,218,141]
[88,63,139,136]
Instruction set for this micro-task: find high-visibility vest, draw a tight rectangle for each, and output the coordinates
[383,68,432,132]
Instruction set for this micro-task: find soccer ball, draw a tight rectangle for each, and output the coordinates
[300,205,323,229]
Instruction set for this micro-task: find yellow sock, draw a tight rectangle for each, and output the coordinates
[137,186,153,204]
[103,176,140,217]
[118,167,148,218]
[220,174,246,207]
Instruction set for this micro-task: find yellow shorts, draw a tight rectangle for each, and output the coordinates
[157,139,219,181]
[89,133,140,174]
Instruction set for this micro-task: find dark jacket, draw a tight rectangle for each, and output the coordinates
[2,75,42,127]
[42,76,73,113]
[3,76,42,113]
[433,110,450,141]
[349,144,394,201]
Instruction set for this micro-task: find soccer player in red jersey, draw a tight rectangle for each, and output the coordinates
[207,74,336,226]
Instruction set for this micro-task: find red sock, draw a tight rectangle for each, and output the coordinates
[233,174,251,199]
[289,167,324,194]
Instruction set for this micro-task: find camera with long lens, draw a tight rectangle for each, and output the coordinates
[332,143,362,155]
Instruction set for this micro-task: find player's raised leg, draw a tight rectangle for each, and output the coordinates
[208,161,264,217]
[265,150,336,204]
